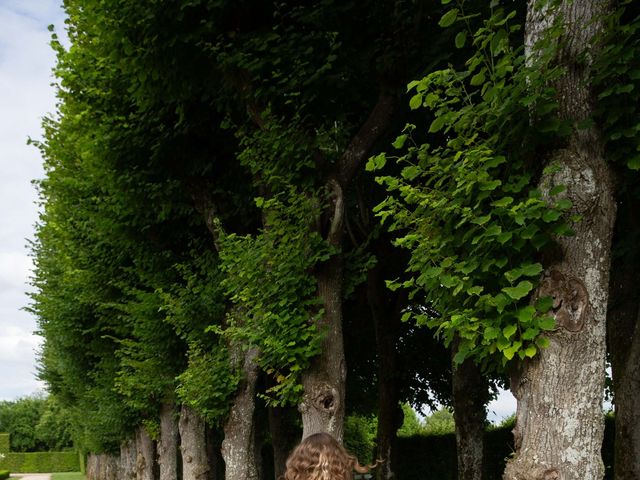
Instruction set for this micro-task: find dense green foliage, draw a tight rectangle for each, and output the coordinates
[0,396,72,452]
[0,470,9,480]
[369,2,571,367]
[29,0,640,476]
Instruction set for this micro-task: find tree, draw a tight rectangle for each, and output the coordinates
[504,1,616,478]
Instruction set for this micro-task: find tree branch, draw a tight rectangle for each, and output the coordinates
[337,92,398,186]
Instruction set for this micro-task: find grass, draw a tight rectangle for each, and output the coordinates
[51,473,85,480]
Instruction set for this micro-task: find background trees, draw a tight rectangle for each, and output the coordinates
[29,0,640,479]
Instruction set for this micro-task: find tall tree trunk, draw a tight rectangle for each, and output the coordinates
[121,439,137,480]
[268,405,301,479]
[158,403,179,480]
[299,94,397,441]
[607,196,640,480]
[301,235,347,441]
[452,352,488,480]
[136,427,156,480]
[504,1,615,479]
[221,345,261,480]
[179,405,209,480]
[368,264,401,480]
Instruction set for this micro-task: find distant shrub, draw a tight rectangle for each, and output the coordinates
[0,434,9,453]
[0,451,79,473]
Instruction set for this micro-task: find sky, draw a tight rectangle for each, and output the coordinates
[0,0,518,422]
[0,0,66,401]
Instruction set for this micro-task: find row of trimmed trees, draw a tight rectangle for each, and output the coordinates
[31,1,639,480]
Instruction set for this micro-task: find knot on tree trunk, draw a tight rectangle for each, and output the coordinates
[314,387,338,414]
[538,270,589,332]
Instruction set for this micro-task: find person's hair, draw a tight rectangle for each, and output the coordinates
[282,432,374,480]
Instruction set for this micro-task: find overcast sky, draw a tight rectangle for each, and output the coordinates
[0,0,518,422]
[0,0,66,401]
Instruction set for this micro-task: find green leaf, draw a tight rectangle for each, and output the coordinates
[555,199,572,210]
[392,134,408,149]
[467,286,484,296]
[542,209,562,222]
[429,115,447,133]
[522,327,539,340]
[628,155,640,170]
[455,31,467,49]
[484,326,499,340]
[536,336,550,349]
[503,324,517,340]
[535,296,554,313]
[538,316,556,331]
[492,196,514,207]
[549,185,566,196]
[520,263,543,277]
[516,306,536,323]
[409,93,423,110]
[470,71,486,86]
[366,153,387,171]
[524,345,537,358]
[502,280,533,300]
[401,165,420,181]
[439,9,459,28]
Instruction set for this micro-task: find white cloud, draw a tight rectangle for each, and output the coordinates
[487,388,516,423]
[0,0,65,400]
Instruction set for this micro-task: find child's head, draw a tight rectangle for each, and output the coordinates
[282,432,370,480]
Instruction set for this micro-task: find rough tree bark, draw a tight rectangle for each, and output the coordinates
[157,403,179,480]
[299,93,397,441]
[221,345,262,480]
[606,196,640,480]
[136,427,156,480]
[87,453,120,480]
[120,438,137,480]
[503,1,616,479]
[179,404,209,480]
[452,351,489,480]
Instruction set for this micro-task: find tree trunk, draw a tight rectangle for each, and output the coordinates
[504,2,615,479]
[136,427,156,480]
[158,403,179,480]
[368,264,400,480]
[299,94,397,442]
[452,353,488,480]
[86,453,98,480]
[121,439,137,480]
[221,345,261,480]
[606,196,640,480]
[268,405,301,479]
[86,453,120,480]
[301,244,347,441]
[179,405,209,480]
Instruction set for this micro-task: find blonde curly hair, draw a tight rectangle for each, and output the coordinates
[282,432,374,480]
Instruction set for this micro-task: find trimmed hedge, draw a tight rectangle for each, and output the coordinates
[0,470,9,480]
[395,416,615,480]
[0,451,79,473]
[0,434,9,453]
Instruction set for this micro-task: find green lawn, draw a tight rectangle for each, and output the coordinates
[51,473,85,480]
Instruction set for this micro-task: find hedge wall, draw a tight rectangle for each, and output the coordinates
[395,416,615,480]
[0,434,9,453]
[0,451,79,473]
